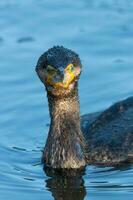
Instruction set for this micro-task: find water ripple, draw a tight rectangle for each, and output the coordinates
[0,0,133,200]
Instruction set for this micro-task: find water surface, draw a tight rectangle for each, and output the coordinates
[0,0,133,199]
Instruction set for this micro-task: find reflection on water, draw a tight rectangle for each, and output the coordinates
[0,0,133,199]
[44,164,133,200]
[44,167,86,200]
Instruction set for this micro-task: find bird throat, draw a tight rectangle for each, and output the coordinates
[42,87,86,168]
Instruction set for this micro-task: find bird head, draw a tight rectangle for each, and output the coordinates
[36,46,82,97]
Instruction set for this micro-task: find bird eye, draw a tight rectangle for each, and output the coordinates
[69,65,75,72]
[46,65,56,74]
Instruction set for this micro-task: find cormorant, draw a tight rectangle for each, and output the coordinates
[36,46,133,169]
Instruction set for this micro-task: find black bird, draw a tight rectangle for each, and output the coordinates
[36,46,133,169]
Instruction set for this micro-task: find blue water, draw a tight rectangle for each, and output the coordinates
[0,0,133,199]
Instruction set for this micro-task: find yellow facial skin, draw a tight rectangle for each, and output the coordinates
[44,64,81,89]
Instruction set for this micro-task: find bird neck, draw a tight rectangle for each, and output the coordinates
[43,87,86,168]
[48,88,80,125]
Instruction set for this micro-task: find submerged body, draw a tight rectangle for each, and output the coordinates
[36,46,133,169]
[82,96,133,165]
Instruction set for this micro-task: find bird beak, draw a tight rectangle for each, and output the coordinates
[54,71,74,89]
[54,64,80,89]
